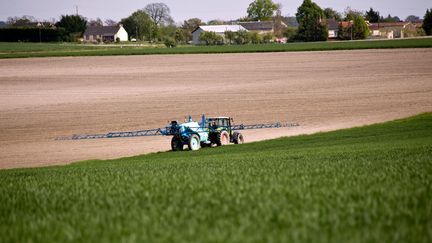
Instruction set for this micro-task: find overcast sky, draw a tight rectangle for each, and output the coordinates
[1,0,430,23]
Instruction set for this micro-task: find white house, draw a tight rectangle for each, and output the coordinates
[191,25,247,45]
[327,19,339,39]
[83,24,128,42]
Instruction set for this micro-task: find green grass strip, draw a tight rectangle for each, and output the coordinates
[0,38,431,58]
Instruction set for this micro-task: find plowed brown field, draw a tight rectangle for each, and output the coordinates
[1,49,431,169]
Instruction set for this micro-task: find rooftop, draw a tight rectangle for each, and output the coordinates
[84,25,121,36]
[238,21,273,31]
[368,22,414,30]
[327,19,339,30]
[193,25,246,33]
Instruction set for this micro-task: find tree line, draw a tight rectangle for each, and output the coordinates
[2,0,432,44]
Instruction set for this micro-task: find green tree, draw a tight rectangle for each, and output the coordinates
[224,31,235,44]
[405,15,420,22]
[207,19,226,25]
[163,37,176,48]
[249,32,262,44]
[365,8,380,23]
[323,8,341,21]
[158,24,177,41]
[174,29,187,44]
[352,15,369,39]
[199,31,223,45]
[234,30,251,44]
[295,0,328,42]
[283,27,297,41]
[423,9,432,35]
[382,14,400,22]
[262,32,274,43]
[338,12,369,40]
[120,10,156,41]
[247,0,277,21]
[56,15,87,41]
[237,16,253,22]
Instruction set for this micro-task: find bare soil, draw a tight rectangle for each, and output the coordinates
[1,49,431,169]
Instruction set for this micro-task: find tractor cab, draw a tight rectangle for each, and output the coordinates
[206,117,233,132]
[204,117,243,146]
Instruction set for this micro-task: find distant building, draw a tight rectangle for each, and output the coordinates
[191,25,246,45]
[327,19,340,39]
[238,21,274,34]
[368,22,417,39]
[83,25,128,42]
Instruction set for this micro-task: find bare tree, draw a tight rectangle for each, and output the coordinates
[104,19,117,26]
[7,15,36,26]
[46,18,57,24]
[88,18,103,27]
[182,18,203,31]
[273,3,286,37]
[6,16,19,25]
[275,2,283,17]
[144,2,173,25]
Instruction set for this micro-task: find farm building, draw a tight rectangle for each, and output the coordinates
[191,25,246,45]
[238,21,274,34]
[368,22,417,39]
[83,25,128,43]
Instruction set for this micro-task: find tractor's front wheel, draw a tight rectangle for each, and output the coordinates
[188,134,201,151]
[171,137,183,151]
[216,131,230,146]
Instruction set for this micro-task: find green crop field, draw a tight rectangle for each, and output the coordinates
[1,113,431,242]
[1,38,432,58]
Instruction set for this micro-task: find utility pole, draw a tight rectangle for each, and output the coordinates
[37,22,42,43]
[75,5,79,15]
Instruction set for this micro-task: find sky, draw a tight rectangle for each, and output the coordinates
[1,0,430,23]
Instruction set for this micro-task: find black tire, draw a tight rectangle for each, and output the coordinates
[188,134,201,151]
[233,132,244,144]
[171,137,183,151]
[216,131,230,146]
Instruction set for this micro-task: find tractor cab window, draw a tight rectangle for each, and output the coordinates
[207,118,228,129]
[215,119,228,128]
[220,119,228,128]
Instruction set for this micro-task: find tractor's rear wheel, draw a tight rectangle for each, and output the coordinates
[233,132,244,144]
[188,134,201,151]
[216,131,230,146]
[171,137,183,151]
